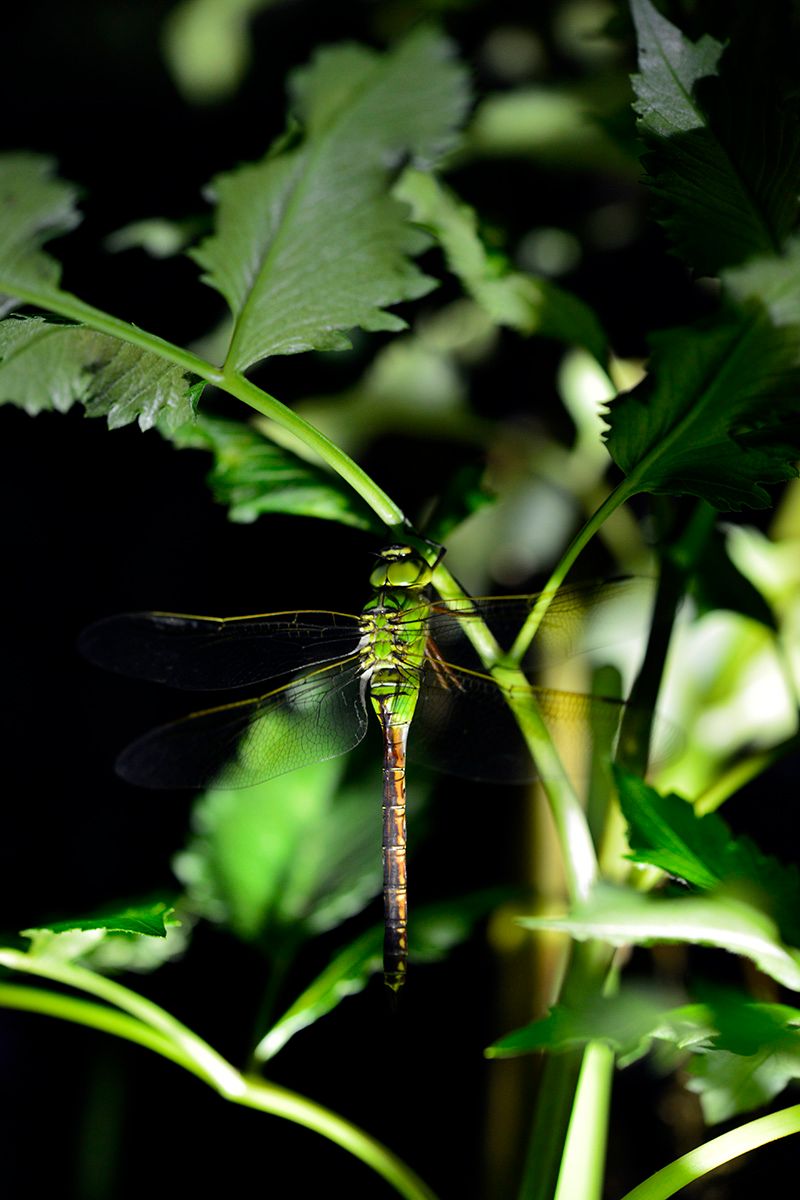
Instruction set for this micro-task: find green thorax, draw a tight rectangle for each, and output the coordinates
[360,546,433,728]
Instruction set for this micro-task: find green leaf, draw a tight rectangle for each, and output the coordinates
[161,0,276,104]
[255,890,506,1060]
[105,216,208,259]
[24,900,176,939]
[420,462,495,543]
[0,315,200,431]
[486,983,686,1063]
[630,0,800,273]
[394,169,607,365]
[191,27,470,371]
[0,154,81,313]
[682,989,800,1122]
[691,526,776,629]
[517,882,800,992]
[254,926,383,1061]
[617,769,731,891]
[169,412,381,531]
[616,769,800,948]
[174,757,387,944]
[487,979,800,1122]
[606,242,800,509]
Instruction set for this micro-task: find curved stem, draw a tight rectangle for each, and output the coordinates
[0,962,438,1200]
[0,947,243,1094]
[431,559,598,902]
[219,369,406,528]
[507,482,634,667]
[0,280,408,531]
[617,1103,800,1200]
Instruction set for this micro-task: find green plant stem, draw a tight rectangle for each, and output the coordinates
[617,1103,800,1200]
[432,559,598,902]
[220,368,406,527]
[517,940,616,1200]
[0,280,407,530]
[508,482,632,666]
[519,1049,584,1200]
[0,282,219,384]
[553,1040,614,1200]
[0,962,438,1200]
[0,983,187,1065]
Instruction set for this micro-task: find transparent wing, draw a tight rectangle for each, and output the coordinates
[79,609,363,690]
[409,661,644,784]
[424,577,656,673]
[116,658,369,789]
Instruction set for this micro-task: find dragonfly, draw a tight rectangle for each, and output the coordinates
[80,544,653,991]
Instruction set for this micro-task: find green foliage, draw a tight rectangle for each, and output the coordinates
[256,891,503,1060]
[0,155,80,312]
[395,169,608,365]
[489,982,800,1123]
[617,769,800,947]
[0,315,200,431]
[22,900,175,941]
[170,412,382,530]
[174,758,383,943]
[630,0,800,275]
[519,882,800,992]
[161,0,275,104]
[683,989,800,1123]
[690,525,776,629]
[191,27,469,370]
[606,242,800,509]
[486,983,688,1062]
[5,6,800,1199]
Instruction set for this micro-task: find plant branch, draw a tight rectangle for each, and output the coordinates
[431,558,599,901]
[507,482,634,667]
[617,1103,800,1200]
[0,279,408,529]
[0,960,438,1200]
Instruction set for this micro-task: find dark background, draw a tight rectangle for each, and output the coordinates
[2,2,794,1197]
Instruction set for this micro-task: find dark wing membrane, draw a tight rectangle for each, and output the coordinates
[408,662,629,784]
[79,609,363,690]
[424,577,656,672]
[116,658,369,789]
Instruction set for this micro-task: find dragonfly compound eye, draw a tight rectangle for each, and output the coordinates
[370,550,432,589]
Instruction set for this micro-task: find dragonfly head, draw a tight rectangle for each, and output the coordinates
[370,545,433,590]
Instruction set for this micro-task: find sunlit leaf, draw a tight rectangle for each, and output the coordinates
[191,27,470,370]
[0,154,81,314]
[630,0,800,274]
[683,988,800,1122]
[617,769,800,947]
[0,315,200,431]
[486,983,687,1062]
[174,756,384,944]
[518,882,800,992]
[169,412,381,531]
[23,900,176,939]
[606,242,800,509]
[255,890,506,1060]
[395,169,607,365]
[254,926,383,1061]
